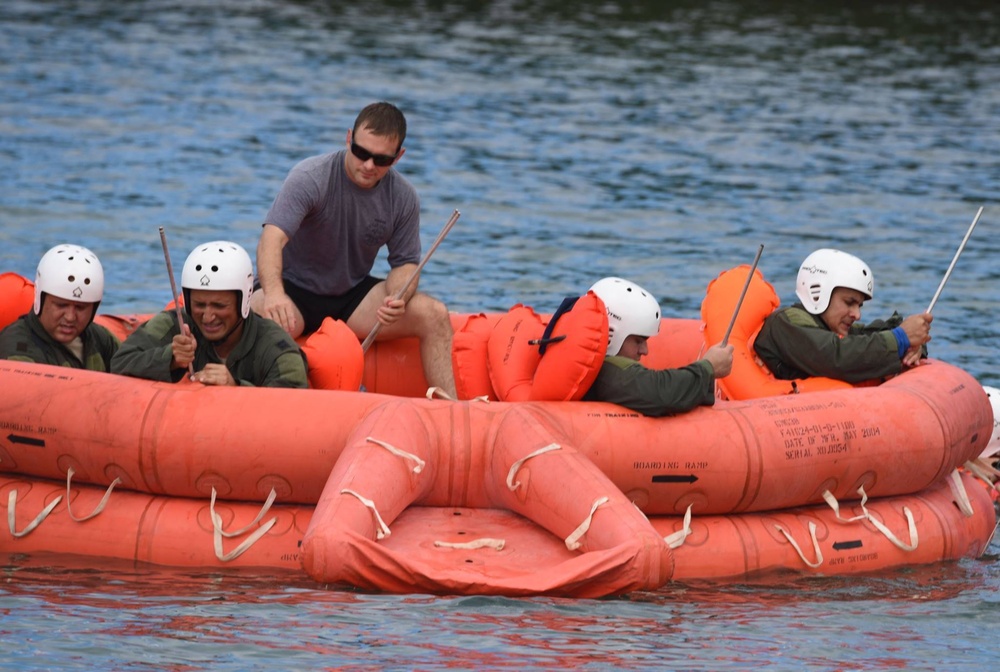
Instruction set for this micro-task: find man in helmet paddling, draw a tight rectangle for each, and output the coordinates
[111,241,308,388]
[753,248,932,383]
[582,277,734,417]
[0,244,119,370]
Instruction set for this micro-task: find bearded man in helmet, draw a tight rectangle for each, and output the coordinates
[111,241,308,388]
[0,244,120,371]
[582,277,734,417]
[753,248,932,383]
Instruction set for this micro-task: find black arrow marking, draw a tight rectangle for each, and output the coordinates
[7,434,45,447]
[833,540,863,551]
[652,474,699,484]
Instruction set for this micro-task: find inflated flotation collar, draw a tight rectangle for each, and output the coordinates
[702,265,852,400]
[0,273,36,331]
[486,291,608,402]
[452,313,499,400]
[298,317,364,391]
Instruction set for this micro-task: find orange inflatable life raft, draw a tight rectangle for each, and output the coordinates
[0,356,989,516]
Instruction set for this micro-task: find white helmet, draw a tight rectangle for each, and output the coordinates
[181,241,254,319]
[796,248,874,315]
[33,244,105,315]
[982,385,1000,460]
[589,277,661,356]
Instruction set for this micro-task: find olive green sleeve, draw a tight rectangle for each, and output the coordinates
[754,307,901,383]
[583,356,715,417]
[111,311,185,382]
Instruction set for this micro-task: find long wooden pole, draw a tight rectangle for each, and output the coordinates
[926,206,984,314]
[721,244,765,346]
[158,227,195,377]
[361,209,461,353]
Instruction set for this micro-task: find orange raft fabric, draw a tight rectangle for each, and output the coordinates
[701,265,852,400]
[0,356,990,514]
[0,272,35,332]
[3,471,993,591]
[485,293,608,403]
[656,470,997,581]
[0,474,309,571]
[297,317,364,391]
[299,401,672,597]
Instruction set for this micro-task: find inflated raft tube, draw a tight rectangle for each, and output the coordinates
[300,400,673,597]
[0,473,309,571]
[657,470,997,581]
[0,358,990,513]
[3,470,994,592]
[701,265,854,400]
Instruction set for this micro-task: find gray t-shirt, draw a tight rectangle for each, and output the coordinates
[264,149,421,296]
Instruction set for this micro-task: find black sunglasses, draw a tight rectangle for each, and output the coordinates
[350,141,398,167]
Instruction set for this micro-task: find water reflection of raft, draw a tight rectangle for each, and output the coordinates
[0,268,997,596]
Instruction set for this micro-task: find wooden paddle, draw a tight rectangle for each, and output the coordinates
[721,244,765,346]
[158,227,195,378]
[360,209,461,353]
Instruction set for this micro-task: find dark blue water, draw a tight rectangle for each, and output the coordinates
[2,1,999,669]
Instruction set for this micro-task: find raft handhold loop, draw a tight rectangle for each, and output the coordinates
[866,507,918,552]
[565,496,609,551]
[208,487,279,562]
[963,458,1000,492]
[947,468,975,517]
[663,504,693,549]
[340,488,391,539]
[821,487,869,523]
[433,538,506,551]
[366,436,425,474]
[210,486,278,538]
[65,467,121,523]
[506,443,561,491]
[774,521,823,568]
[425,386,456,401]
[7,489,62,538]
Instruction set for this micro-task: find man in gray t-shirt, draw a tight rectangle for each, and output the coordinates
[250,102,456,398]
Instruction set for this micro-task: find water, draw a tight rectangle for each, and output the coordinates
[2,0,999,668]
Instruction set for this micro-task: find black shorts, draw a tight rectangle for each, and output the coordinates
[265,276,383,335]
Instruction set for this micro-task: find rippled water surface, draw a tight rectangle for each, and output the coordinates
[2,0,999,669]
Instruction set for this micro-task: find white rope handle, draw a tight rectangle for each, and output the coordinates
[506,443,561,491]
[662,504,693,549]
[565,496,609,551]
[963,458,1000,492]
[210,509,277,563]
[867,507,918,551]
[947,468,975,517]
[775,521,824,568]
[366,436,425,474]
[434,538,506,550]
[210,487,277,538]
[65,467,121,523]
[821,485,870,523]
[7,490,62,538]
[425,386,456,401]
[341,488,392,539]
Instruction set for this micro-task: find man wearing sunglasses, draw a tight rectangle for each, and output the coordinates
[251,101,456,397]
